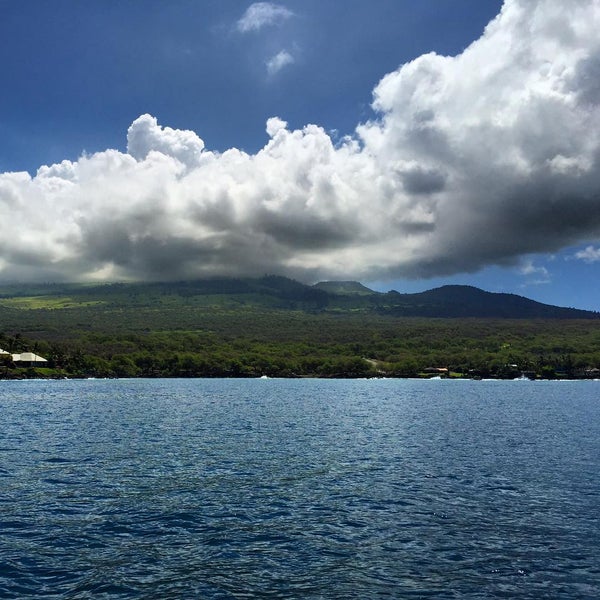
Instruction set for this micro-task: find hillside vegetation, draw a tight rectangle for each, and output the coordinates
[1,276,599,379]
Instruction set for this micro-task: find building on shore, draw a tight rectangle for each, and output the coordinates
[0,349,48,367]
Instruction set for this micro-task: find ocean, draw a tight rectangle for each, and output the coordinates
[1,378,599,598]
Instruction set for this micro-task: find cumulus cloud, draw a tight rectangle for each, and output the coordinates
[2,0,600,283]
[237,2,293,33]
[266,50,294,75]
[575,245,600,262]
[126,114,205,169]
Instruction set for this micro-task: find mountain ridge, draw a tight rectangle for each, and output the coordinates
[308,280,596,318]
[374,284,597,319]
[0,277,597,319]
[313,281,376,296]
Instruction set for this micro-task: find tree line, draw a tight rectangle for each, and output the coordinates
[2,315,600,379]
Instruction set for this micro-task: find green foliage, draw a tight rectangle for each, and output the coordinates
[1,278,599,379]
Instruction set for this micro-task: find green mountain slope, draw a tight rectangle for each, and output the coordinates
[0,277,596,319]
[313,281,376,295]
[1,277,599,379]
[376,285,598,319]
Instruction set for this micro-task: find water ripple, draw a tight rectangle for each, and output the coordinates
[0,379,599,598]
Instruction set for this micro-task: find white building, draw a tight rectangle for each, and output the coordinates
[0,349,48,367]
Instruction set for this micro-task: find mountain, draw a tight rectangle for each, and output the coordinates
[1,277,598,380]
[0,277,596,319]
[375,285,598,319]
[310,281,596,318]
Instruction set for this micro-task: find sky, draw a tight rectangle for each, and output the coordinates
[1,0,600,310]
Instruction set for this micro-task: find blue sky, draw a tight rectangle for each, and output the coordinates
[1,1,501,170]
[1,0,600,310]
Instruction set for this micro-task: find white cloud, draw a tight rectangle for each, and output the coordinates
[575,245,600,263]
[2,0,600,283]
[266,116,288,137]
[520,261,549,278]
[519,260,551,284]
[266,50,294,75]
[237,2,293,33]
[127,114,205,169]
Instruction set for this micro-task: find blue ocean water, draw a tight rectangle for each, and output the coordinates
[0,378,599,599]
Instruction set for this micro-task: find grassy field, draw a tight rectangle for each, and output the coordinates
[0,296,106,310]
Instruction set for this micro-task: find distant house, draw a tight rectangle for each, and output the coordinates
[11,352,48,367]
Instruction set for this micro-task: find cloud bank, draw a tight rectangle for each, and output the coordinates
[2,0,600,283]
